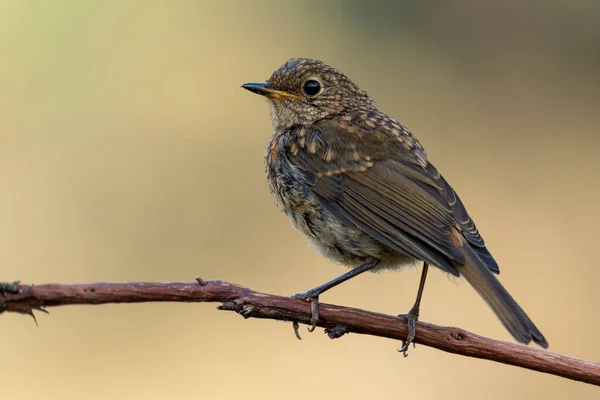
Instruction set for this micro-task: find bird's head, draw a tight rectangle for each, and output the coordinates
[242,58,374,129]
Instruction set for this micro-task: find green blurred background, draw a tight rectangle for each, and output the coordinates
[1,1,599,398]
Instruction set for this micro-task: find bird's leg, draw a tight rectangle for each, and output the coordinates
[398,262,429,357]
[293,258,380,333]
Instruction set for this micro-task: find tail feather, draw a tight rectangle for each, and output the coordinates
[456,245,548,348]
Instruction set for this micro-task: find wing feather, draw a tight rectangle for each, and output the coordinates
[288,120,499,275]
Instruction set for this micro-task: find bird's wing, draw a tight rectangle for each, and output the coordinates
[287,118,498,275]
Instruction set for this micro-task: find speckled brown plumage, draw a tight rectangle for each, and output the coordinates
[242,58,547,349]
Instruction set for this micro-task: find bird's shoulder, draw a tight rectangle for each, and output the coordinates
[336,110,429,168]
[279,110,428,171]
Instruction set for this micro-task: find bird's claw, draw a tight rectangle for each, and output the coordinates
[398,338,416,358]
[292,291,320,334]
[397,306,419,357]
[307,298,319,332]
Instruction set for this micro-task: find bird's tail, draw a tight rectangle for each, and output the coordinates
[455,245,548,348]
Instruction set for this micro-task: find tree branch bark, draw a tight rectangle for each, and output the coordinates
[1,279,597,386]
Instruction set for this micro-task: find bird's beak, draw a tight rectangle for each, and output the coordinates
[241,82,297,99]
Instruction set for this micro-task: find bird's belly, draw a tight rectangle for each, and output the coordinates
[267,167,415,271]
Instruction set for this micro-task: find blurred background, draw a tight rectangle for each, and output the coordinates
[1,0,599,398]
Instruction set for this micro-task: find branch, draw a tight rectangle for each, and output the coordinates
[1,279,598,386]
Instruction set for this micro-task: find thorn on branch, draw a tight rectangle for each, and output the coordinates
[196,277,208,286]
[28,308,42,327]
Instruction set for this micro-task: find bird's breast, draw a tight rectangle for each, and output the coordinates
[265,128,318,230]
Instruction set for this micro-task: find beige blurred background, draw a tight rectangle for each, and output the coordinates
[1,1,599,398]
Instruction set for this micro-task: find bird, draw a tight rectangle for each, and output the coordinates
[241,58,548,351]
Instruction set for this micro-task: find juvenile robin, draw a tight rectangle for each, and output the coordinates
[242,58,547,352]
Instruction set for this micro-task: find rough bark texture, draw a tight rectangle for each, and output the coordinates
[1,279,598,386]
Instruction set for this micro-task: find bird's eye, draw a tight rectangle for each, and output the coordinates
[303,80,321,97]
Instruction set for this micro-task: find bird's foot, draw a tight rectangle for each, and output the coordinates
[397,305,420,357]
[292,290,320,334]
